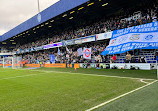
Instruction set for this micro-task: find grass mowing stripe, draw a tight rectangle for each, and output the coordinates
[0,69,144,111]
[85,80,158,111]
[19,69,156,81]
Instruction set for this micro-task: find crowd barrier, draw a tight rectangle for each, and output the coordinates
[0,63,80,68]
[0,63,157,70]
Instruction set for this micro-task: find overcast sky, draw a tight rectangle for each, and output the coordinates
[0,0,60,35]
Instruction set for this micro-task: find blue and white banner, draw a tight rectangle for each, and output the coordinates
[101,22,158,55]
[43,42,62,49]
[49,54,55,63]
[62,40,75,46]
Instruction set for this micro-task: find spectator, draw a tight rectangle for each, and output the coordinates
[125,52,131,63]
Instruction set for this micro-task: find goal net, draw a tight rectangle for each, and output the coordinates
[3,56,22,69]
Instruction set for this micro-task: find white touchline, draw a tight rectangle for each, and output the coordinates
[85,80,158,111]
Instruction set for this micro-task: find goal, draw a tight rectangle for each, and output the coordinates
[3,55,22,69]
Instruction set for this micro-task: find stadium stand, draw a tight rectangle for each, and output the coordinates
[0,0,158,65]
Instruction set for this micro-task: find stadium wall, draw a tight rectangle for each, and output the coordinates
[0,0,89,42]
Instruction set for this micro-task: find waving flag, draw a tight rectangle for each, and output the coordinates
[77,48,83,56]
[66,46,70,53]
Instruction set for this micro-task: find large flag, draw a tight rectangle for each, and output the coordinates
[83,47,91,59]
[66,46,70,53]
[101,22,158,55]
[77,48,83,56]
[49,54,55,63]
[58,47,61,55]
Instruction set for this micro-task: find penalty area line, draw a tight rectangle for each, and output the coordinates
[85,80,158,111]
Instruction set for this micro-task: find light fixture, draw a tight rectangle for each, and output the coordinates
[78,7,84,10]
[87,2,94,6]
[69,17,73,20]
[50,20,54,22]
[12,42,16,44]
[102,3,108,6]
[70,11,75,14]
[62,14,67,17]
[2,42,6,44]
[45,22,49,25]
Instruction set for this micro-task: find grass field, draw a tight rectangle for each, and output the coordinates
[0,68,157,111]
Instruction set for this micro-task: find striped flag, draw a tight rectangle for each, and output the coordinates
[66,46,70,53]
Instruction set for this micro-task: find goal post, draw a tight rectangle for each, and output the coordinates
[2,55,22,69]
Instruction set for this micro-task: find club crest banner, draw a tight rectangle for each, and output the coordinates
[101,22,158,55]
[83,48,91,59]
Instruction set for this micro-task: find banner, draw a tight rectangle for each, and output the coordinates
[62,40,75,46]
[83,47,91,59]
[49,54,55,63]
[96,31,113,40]
[82,35,96,43]
[75,38,82,44]
[77,48,83,56]
[43,42,62,49]
[102,22,158,55]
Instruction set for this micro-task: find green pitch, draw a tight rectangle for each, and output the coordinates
[0,68,157,111]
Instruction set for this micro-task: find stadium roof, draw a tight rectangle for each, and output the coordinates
[0,0,89,42]
[0,0,149,47]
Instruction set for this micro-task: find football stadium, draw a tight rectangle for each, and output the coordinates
[0,0,158,111]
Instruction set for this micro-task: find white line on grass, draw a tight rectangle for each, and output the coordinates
[19,69,155,81]
[85,80,157,111]
[0,74,38,80]
[140,79,150,84]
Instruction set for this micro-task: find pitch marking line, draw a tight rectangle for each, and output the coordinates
[0,74,38,80]
[85,80,157,111]
[140,79,150,84]
[0,73,47,80]
[20,69,155,81]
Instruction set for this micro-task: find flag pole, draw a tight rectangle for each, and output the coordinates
[37,0,40,13]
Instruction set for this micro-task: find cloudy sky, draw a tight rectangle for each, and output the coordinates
[0,0,60,35]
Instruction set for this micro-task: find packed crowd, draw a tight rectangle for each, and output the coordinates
[14,3,158,51]
[22,43,107,64]
[22,41,158,64]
